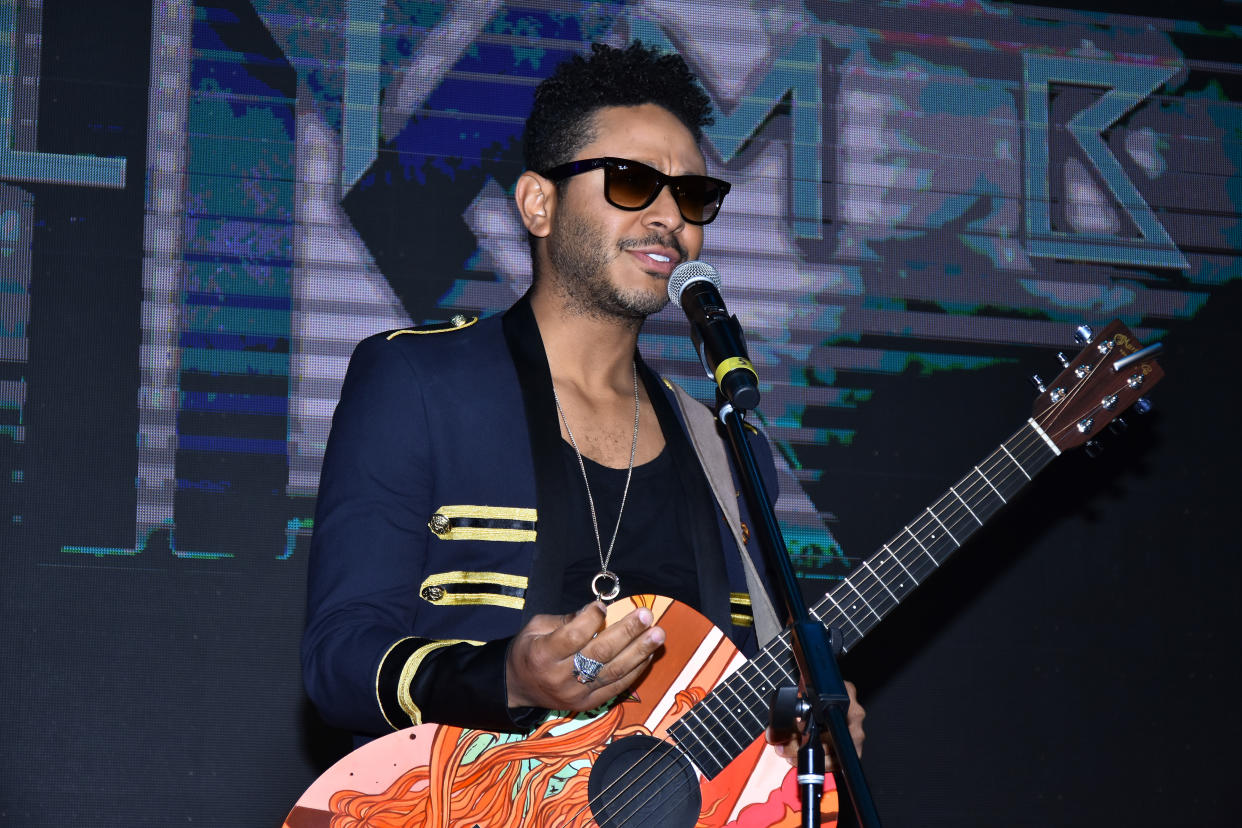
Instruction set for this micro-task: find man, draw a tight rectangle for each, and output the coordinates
[303,41,862,768]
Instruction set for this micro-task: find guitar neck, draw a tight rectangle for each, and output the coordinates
[671,319,1164,781]
[817,417,1061,652]
[669,418,1061,779]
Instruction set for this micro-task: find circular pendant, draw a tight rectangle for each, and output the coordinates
[591,570,621,602]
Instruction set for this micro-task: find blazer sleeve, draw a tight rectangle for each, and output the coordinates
[301,335,536,736]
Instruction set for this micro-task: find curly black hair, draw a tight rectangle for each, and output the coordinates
[523,41,715,175]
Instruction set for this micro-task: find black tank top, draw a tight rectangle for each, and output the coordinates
[556,440,702,613]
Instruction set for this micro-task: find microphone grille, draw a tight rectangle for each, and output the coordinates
[667,260,721,303]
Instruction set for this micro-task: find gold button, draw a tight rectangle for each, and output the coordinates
[740,521,750,544]
[428,513,452,536]
[421,586,445,602]
[450,314,467,327]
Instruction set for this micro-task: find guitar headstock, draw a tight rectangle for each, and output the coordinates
[1031,320,1165,453]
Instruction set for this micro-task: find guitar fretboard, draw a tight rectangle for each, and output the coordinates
[669,419,1060,778]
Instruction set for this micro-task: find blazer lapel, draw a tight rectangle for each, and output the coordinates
[502,293,572,620]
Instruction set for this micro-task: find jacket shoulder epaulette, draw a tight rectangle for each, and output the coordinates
[385,315,478,339]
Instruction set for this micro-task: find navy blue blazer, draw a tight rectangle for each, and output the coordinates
[302,294,780,739]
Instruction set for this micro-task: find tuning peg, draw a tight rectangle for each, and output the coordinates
[1056,352,1071,368]
[1108,417,1128,435]
[1085,439,1104,458]
[1029,373,1047,392]
[1074,324,1094,344]
[1132,396,1153,415]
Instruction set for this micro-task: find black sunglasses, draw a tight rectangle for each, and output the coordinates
[541,157,732,225]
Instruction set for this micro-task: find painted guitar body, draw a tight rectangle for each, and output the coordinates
[284,595,834,828]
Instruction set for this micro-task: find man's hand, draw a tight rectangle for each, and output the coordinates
[764,680,866,770]
[505,601,665,712]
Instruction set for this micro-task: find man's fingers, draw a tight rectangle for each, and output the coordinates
[585,617,664,685]
[582,647,660,707]
[529,602,607,659]
[763,682,866,769]
[764,727,800,767]
[581,607,658,662]
[845,680,866,758]
[558,605,664,697]
[562,601,610,648]
[543,604,662,670]
[507,602,667,711]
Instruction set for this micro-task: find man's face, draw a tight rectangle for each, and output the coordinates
[542,103,706,323]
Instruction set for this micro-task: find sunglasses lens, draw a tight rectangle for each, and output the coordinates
[605,162,662,209]
[672,178,724,224]
[601,160,727,224]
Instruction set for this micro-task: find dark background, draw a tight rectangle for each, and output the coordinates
[837,293,1238,824]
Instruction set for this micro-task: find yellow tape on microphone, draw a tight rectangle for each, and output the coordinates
[713,356,757,386]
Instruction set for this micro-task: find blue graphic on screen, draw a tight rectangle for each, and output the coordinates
[2,0,1236,581]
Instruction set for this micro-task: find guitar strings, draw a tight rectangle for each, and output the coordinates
[818,356,1114,647]
[843,421,1048,619]
[819,424,1048,642]
[820,421,1057,643]
[565,638,802,824]
[569,738,700,827]
[564,353,1118,824]
[565,640,794,822]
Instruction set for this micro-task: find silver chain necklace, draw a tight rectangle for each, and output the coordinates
[551,362,640,603]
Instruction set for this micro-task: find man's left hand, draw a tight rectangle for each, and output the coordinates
[764,679,866,770]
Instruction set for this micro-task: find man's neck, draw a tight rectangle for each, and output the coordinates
[528,279,667,468]
[529,282,643,394]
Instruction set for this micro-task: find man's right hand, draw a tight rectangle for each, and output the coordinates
[505,601,665,712]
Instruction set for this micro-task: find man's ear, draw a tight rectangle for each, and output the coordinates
[515,171,554,238]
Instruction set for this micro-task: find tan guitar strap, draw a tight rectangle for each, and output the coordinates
[669,381,782,646]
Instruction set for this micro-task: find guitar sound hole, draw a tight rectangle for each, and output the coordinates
[587,735,701,828]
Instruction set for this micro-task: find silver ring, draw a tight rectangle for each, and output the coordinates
[572,650,604,684]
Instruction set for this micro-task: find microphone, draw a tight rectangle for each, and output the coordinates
[667,260,761,410]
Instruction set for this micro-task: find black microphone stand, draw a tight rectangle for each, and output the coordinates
[716,395,882,828]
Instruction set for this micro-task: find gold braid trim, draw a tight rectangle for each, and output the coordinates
[419,570,528,610]
[386,316,478,337]
[396,639,480,727]
[730,591,754,627]
[428,505,537,542]
[375,636,415,731]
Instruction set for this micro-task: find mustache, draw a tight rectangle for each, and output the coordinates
[618,232,687,262]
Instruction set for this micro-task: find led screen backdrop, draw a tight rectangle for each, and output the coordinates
[2,1,1239,825]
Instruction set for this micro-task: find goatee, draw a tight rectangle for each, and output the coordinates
[545,212,684,324]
